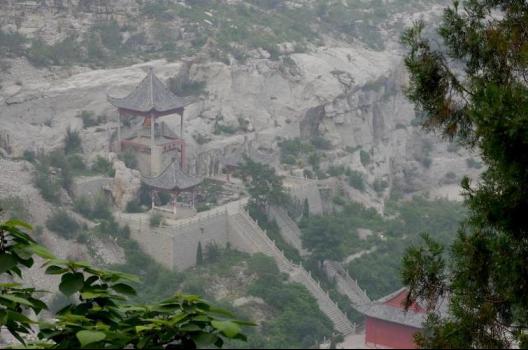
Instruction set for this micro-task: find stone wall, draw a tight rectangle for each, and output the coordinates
[124,208,283,271]
[126,211,233,271]
[129,218,175,270]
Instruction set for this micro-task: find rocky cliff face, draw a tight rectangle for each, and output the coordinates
[0,0,479,218]
[0,0,138,42]
[0,47,479,213]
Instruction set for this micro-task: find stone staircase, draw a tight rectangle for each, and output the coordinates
[324,261,371,306]
[269,206,308,256]
[230,211,355,335]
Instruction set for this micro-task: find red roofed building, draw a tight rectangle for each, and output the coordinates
[359,288,426,349]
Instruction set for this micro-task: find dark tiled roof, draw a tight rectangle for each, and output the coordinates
[356,303,425,328]
[357,288,450,329]
[108,68,192,114]
[142,161,202,191]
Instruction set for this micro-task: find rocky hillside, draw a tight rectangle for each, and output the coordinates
[0,0,480,241]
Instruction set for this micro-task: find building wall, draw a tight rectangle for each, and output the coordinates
[365,317,420,349]
[129,223,175,270]
[169,214,230,270]
[128,212,235,271]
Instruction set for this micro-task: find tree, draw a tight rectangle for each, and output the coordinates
[302,199,310,218]
[0,217,250,348]
[300,216,344,265]
[196,242,204,266]
[238,157,288,213]
[401,1,528,348]
[64,127,82,154]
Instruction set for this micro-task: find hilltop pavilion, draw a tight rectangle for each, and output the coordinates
[108,67,202,210]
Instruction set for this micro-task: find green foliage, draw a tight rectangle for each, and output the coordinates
[34,163,62,204]
[239,157,288,210]
[33,150,84,203]
[360,149,371,167]
[0,196,30,221]
[300,215,346,263]
[46,210,81,240]
[347,170,366,192]
[74,194,113,222]
[213,121,238,135]
[193,133,212,145]
[195,179,223,210]
[118,150,138,170]
[372,178,389,194]
[125,199,146,213]
[31,148,94,204]
[246,253,333,348]
[64,127,82,154]
[298,196,465,300]
[196,242,204,266]
[149,212,163,227]
[302,198,310,218]
[168,75,206,97]
[248,202,301,263]
[0,217,249,348]
[22,149,36,163]
[26,36,81,67]
[402,1,528,347]
[0,30,26,58]
[78,110,105,128]
[278,138,314,165]
[310,135,333,150]
[91,156,115,177]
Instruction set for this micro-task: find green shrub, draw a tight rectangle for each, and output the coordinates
[64,128,82,154]
[360,150,371,167]
[73,196,93,218]
[0,30,26,57]
[311,136,332,150]
[74,194,113,221]
[193,133,211,145]
[213,122,237,135]
[119,150,138,169]
[0,196,30,221]
[328,165,347,177]
[347,170,366,191]
[168,76,206,97]
[92,194,114,221]
[91,156,115,177]
[421,157,433,168]
[150,212,163,227]
[125,199,145,213]
[66,154,87,174]
[34,162,62,204]
[79,110,105,128]
[373,179,389,194]
[23,150,36,163]
[46,210,80,240]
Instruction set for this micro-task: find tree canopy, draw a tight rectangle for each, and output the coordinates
[238,157,288,210]
[0,217,250,348]
[401,1,528,348]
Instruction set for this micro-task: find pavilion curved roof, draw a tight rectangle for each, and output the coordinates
[356,288,449,329]
[142,161,203,191]
[107,68,192,114]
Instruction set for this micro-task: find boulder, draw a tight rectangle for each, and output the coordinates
[111,158,141,210]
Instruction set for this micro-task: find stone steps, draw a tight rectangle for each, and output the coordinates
[324,261,371,306]
[269,206,308,256]
[231,211,355,335]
